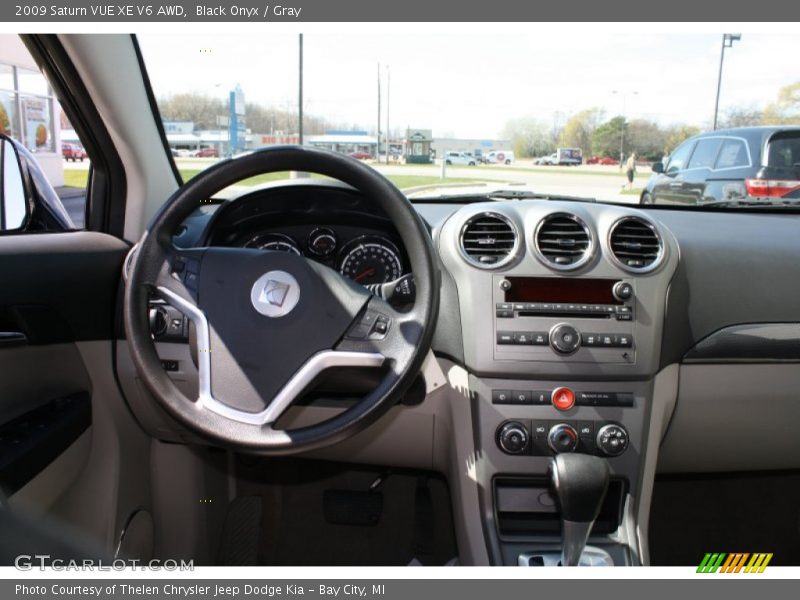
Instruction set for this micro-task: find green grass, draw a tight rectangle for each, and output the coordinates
[620,187,644,196]
[63,169,89,188]
[62,168,490,192]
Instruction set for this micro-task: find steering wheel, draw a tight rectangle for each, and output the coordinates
[124,146,439,453]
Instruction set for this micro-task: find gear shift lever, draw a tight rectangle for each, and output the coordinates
[550,453,610,566]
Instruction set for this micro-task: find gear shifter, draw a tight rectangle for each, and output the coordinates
[550,453,610,566]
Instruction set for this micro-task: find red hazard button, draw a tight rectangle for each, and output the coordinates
[551,387,575,411]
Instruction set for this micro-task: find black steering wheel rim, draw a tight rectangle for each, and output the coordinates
[124,146,439,454]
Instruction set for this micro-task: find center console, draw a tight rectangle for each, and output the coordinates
[437,201,678,566]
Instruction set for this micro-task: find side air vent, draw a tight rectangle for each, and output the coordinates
[609,216,663,272]
[459,212,518,268]
[534,212,593,270]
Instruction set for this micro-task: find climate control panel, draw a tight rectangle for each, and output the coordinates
[496,419,629,458]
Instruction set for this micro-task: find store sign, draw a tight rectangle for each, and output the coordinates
[21,96,50,152]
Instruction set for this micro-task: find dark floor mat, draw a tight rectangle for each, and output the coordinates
[233,457,457,566]
[649,471,800,566]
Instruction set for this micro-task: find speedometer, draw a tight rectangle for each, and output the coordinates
[339,238,403,285]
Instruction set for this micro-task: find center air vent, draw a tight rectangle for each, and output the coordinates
[534,212,593,270]
[459,212,518,268]
[609,216,663,272]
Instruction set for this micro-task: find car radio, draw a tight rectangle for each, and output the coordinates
[493,276,635,363]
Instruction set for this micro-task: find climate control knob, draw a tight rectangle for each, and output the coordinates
[497,421,530,455]
[548,423,579,454]
[550,323,581,354]
[596,424,629,457]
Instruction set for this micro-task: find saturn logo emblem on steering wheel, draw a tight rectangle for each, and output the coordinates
[251,271,300,317]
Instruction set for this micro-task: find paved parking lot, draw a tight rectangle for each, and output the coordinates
[57,159,647,222]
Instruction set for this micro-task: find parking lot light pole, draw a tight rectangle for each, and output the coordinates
[385,65,390,165]
[612,90,638,165]
[713,33,742,130]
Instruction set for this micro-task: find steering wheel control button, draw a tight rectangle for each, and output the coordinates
[547,423,579,453]
[550,323,581,354]
[497,421,530,455]
[250,270,301,318]
[613,281,634,302]
[552,386,576,411]
[596,424,629,457]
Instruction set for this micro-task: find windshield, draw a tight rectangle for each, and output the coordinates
[137,33,800,208]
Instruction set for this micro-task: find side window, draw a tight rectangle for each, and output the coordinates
[714,138,749,169]
[666,141,694,174]
[687,138,722,170]
[0,35,87,232]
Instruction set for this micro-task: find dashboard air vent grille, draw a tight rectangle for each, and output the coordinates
[609,217,663,271]
[459,213,517,268]
[535,213,592,269]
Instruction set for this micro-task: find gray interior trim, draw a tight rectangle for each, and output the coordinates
[635,363,679,565]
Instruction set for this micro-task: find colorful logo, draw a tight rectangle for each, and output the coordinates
[697,553,773,573]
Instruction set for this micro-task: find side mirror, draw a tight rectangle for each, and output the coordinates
[651,161,665,174]
[0,133,74,232]
[0,136,29,231]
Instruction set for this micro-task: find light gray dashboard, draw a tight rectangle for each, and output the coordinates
[435,201,679,380]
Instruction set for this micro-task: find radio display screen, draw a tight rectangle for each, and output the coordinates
[504,277,621,304]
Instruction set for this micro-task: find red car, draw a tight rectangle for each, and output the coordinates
[586,155,619,165]
[61,142,87,161]
[195,147,219,158]
[348,151,372,160]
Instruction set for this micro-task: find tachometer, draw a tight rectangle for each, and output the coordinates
[339,238,403,285]
[243,233,301,255]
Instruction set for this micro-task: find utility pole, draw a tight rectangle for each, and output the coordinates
[612,90,638,164]
[385,65,390,164]
[377,62,381,160]
[713,33,741,130]
[298,33,304,145]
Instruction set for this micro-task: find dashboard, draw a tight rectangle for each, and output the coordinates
[121,176,800,566]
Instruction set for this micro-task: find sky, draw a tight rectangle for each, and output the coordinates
[138,32,800,139]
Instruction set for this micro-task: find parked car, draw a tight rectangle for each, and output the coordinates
[61,142,87,161]
[641,126,800,205]
[586,155,619,166]
[442,151,477,166]
[195,147,219,158]
[348,151,372,160]
[484,150,514,164]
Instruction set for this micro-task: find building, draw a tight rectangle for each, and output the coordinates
[306,131,377,156]
[0,35,64,186]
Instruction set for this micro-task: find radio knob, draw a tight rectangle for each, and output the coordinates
[613,281,634,302]
[497,421,529,455]
[550,323,581,354]
[596,424,629,457]
[548,423,579,454]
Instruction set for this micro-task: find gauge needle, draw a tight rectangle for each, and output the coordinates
[354,268,376,282]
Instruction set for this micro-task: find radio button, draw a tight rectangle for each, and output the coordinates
[497,331,515,344]
[550,323,581,354]
[616,335,632,347]
[513,332,535,345]
[496,309,514,318]
[532,332,549,345]
[496,303,512,310]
